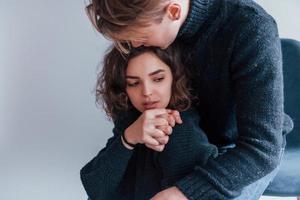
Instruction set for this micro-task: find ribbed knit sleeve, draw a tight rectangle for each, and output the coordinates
[80,124,134,200]
[175,13,285,200]
[159,108,218,189]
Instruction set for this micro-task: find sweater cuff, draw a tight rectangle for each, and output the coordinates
[175,171,241,200]
[82,134,134,175]
[108,135,134,169]
[175,174,214,200]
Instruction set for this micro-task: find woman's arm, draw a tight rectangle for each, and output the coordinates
[80,124,135,200]
[80,108,180,199]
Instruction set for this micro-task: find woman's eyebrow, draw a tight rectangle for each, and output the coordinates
[126,75,139,79]
[126,69,165,79]
[149,69,165,76]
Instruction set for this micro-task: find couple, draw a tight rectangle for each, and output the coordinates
[80,0,294,199]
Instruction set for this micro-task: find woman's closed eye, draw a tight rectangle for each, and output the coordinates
[127,81,139,87]
[153,76,165,82]
[126,75,165,87]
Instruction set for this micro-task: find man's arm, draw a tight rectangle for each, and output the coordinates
[173,15,284,199]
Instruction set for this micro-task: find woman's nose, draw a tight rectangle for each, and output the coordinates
[142,83,152,96]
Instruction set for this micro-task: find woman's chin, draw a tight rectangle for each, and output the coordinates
[137,104,166,112]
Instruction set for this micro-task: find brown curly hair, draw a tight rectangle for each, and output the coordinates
[96,43,193,121]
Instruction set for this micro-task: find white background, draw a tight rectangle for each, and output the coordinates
[1,1,299,199]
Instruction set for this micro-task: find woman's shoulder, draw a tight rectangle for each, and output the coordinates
[177,106,201,129]
[180,106,199,119]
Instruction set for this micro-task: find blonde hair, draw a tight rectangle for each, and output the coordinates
[85,0,169,53]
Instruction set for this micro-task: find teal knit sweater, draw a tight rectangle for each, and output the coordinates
[80,108,218,200]
[173,0,293,199]
[81,0,294,199]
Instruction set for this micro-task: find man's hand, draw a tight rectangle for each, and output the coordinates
[150,186,188,200]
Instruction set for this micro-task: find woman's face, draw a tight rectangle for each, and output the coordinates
[126,52,173,112]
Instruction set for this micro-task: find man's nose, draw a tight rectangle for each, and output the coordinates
[131,41,143,48]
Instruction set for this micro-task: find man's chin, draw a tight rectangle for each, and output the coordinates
[161,44,170,49]
[161,40,174,49]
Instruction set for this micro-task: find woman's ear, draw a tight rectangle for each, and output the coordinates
[166,3,181,20]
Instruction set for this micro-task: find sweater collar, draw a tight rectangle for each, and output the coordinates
[178,0,216,38]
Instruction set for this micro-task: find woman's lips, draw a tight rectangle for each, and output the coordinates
[143,101,159,110]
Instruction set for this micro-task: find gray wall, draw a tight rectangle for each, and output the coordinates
[1,1,299,200]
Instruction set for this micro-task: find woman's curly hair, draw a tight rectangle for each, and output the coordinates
[96,43,193,121]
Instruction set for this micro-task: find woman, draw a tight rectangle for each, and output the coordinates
[80,44,217,200]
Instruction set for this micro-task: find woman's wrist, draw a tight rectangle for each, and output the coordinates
[121,129,137,149]
[121,134,135,150]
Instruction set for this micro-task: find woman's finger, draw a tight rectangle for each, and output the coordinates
[156,113,175,127]
[145,143,165,152]
[154,135,169,145]
[156,125,172,135]
[145,108,168,119]
[150,128,166,138]
[152,117,169,126]
[142,134,160,146]
[167,109,182,124]
[167,114,176,127]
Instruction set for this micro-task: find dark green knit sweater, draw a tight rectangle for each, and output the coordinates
[173,0,293,199]
[81,0,294,199]
[80,108,218,200]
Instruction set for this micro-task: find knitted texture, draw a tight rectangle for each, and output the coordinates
[80,108,217,200]
[80,0,294,199]
[174,0,293,199]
